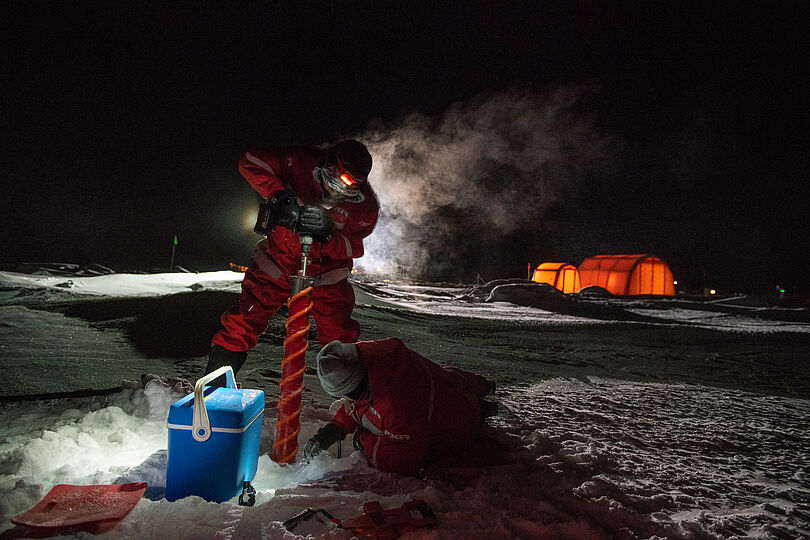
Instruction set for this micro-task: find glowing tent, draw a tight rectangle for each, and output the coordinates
[578,254,675,296]
[532,262,582,293]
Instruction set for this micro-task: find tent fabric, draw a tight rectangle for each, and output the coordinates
[532,262,582,294]
[578,254,675,296]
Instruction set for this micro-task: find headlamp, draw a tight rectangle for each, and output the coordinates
[339,172,357,187]
[316,155,366,200]
[337,160,359,187]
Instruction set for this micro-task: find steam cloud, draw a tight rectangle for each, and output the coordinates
[357,88,613,282]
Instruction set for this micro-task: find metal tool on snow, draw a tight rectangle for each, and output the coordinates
[282,507,342,531]
[273,234,314,463]
[282,499,437,539]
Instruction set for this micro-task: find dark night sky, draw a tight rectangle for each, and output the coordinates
[2,2,808,294]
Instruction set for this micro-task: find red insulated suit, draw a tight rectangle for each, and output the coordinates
[328,338,488,476]
[212,146,379,351]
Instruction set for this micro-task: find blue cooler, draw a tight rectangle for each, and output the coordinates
[166,366,264,503]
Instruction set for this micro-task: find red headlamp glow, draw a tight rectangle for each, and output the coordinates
[339,172,357,187]
[336,160,359,187]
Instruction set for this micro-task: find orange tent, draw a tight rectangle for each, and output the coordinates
[532,262,582,293]
[578,254,675,296]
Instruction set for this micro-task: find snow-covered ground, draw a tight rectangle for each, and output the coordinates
[1,270,808,539]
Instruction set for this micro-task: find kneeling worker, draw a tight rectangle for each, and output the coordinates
[303,338,497,476]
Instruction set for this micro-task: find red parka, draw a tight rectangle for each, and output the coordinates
[239,146,379,279]
[328,338,488,476]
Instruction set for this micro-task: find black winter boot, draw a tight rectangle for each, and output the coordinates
[205,345,247,387]
[479,399,499,422]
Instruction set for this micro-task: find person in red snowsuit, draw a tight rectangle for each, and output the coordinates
[303,338,498,476]
[205,140,379,382]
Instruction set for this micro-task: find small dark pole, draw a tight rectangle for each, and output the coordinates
[170,234,178,272]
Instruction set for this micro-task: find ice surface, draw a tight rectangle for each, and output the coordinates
[0,271,808,538]
[0,270,244,297]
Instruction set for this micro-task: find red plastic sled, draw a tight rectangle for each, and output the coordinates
[12,482,147,529]
[340,500,437,540]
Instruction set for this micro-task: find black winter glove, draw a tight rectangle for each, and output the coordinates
[254,189,300,234]
[302,423,346,461]
[298,205,335,242]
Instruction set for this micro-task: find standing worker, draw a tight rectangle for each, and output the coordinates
[303,338,498,476]
[206,140,379,383]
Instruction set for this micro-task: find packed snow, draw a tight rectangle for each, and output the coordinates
[0,270,808,539]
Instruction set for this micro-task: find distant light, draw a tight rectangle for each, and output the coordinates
[779,289,786,293]
[673,280,678,285]
[243,207,258,231]
[710,289,716,295]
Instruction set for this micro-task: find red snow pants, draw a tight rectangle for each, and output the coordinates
[212,261,360,352]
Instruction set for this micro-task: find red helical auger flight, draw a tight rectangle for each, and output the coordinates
[273,286,313,463]
[273,235,314,464]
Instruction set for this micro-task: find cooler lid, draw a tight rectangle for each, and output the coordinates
[167,386,264,430]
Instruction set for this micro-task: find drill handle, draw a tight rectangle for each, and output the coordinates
[300,234,313,254]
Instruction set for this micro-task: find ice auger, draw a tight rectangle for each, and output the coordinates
[273,234,314,464]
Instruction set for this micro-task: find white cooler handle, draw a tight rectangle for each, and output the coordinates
[192,366,237,442]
